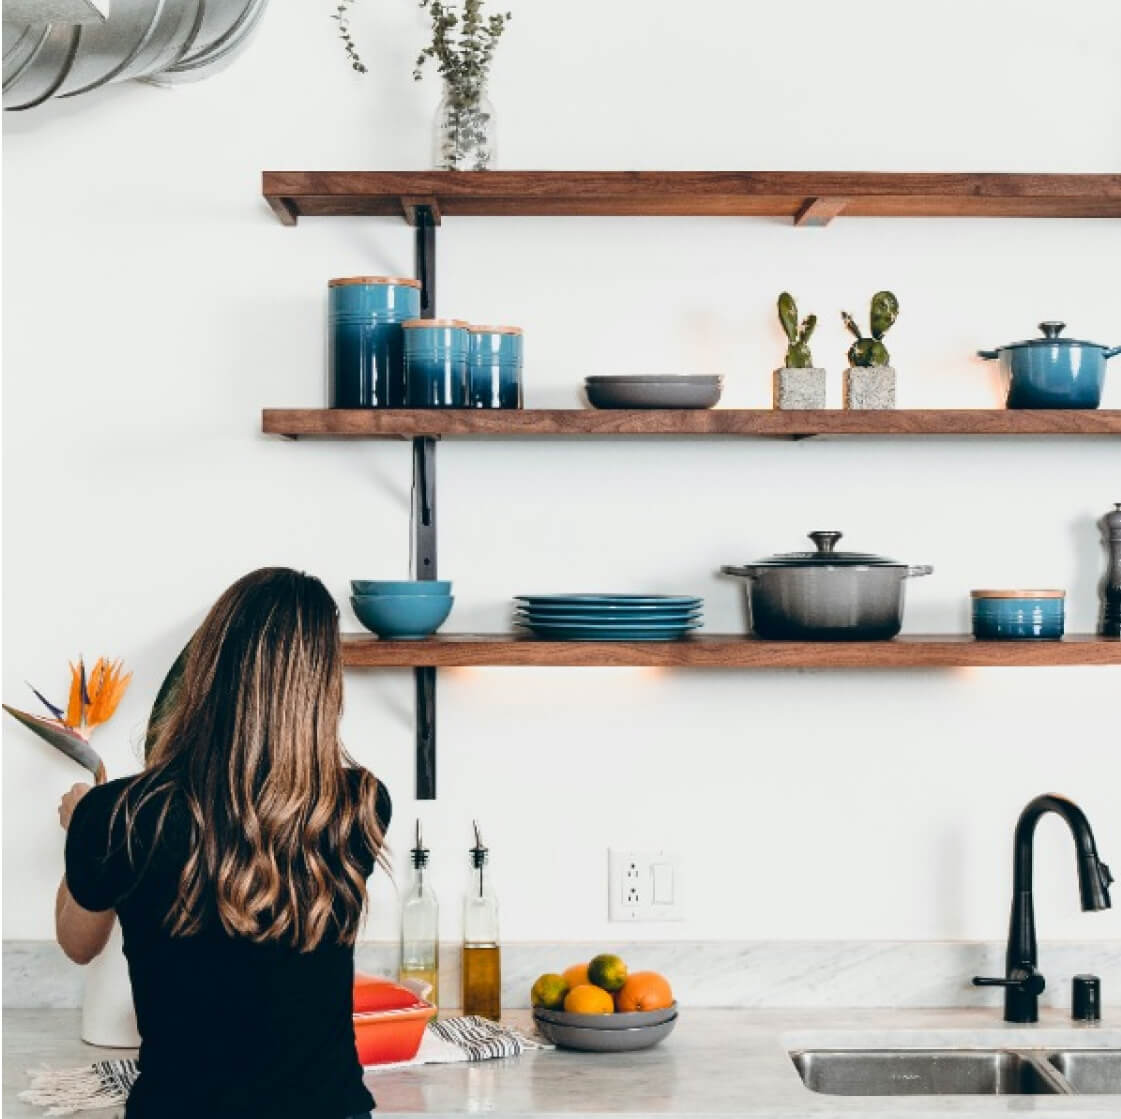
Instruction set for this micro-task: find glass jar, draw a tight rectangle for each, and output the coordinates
[400,821,439,1014]
[404,319,470,407]
[328,277,421,408]
[434,82,496,171]
[468,325,523,408]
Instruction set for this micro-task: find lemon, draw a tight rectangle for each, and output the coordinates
[587,953,628,993]
[530,973,569,1010]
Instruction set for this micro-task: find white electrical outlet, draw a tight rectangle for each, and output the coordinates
[608,849,684,922]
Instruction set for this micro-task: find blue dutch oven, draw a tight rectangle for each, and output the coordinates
[979,321,1120,409]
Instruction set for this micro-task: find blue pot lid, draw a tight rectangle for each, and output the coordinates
[999,321,1107,351]
[750,531,903,568]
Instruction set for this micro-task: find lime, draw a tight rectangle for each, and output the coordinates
[530,973,569,1010]
[587,953,628,993]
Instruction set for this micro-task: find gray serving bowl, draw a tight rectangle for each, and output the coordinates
[533,1013,677,1052]
[533,1002,677,1030]
[585,380,722,409]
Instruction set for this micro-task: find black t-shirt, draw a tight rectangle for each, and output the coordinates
[65,769,391,1119]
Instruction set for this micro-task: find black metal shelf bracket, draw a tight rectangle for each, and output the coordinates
[412,203,438,799]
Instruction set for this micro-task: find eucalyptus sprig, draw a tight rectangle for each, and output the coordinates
[331,0,368,74]
[413,0,512,98]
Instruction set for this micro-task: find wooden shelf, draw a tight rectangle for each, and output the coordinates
[263,408,1121,439]
[341,633,1121,669]
[262,171,1121,226]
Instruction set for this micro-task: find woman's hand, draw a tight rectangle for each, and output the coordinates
[58,783,91,830]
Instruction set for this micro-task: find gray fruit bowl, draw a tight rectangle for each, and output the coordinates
[584,379,722,409]
[534,1012,677,1052]
[533,1002,677,1030]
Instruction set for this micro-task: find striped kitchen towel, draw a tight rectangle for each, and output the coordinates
[21,1018,550,1115]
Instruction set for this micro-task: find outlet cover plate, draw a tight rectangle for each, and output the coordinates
[608,849,684,922]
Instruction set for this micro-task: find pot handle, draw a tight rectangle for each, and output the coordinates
[1105,346,1121,360]
[977,349,1000,360]
[720,565,758,579]
[906,565,934,579]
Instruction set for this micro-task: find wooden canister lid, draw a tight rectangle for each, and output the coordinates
[401,318,471,329]
[328,276,422,289]
[970,589,1066,598]
[467,324,523,335]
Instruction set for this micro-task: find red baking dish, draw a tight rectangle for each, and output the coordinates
[352,974,433,1065]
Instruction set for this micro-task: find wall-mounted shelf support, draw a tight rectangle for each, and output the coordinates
[411,203,439,799]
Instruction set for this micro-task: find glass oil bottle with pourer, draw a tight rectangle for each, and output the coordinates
[399,820,439,1014]
[462,820,501,1020]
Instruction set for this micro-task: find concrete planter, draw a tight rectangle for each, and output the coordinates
[844,365,896,410]
[773,367,827,410]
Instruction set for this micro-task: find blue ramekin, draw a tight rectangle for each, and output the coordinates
[971,590,1066,640]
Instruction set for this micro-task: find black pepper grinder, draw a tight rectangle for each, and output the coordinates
[1102,503,1121,638]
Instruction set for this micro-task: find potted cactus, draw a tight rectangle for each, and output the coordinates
[773,292,825,409]
[841,291,899,409]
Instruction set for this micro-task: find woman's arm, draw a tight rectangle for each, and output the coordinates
[56,784,115,965]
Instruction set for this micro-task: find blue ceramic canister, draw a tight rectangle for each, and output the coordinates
[328,276,422,408]
[971,589,1066,640]
[467,325,524,408]
[403,319,471,407]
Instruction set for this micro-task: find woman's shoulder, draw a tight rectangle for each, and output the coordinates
[344,767,392,833]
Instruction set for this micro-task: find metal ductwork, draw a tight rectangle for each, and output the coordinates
[3,0,269,111]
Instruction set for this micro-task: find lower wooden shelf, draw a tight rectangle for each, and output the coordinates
[341,633,1120,668]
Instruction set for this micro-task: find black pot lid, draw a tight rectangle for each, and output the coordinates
[999,321,1107,350]
[752,531,903,567]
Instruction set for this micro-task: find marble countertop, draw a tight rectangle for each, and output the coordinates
[5,1007,1121,1118]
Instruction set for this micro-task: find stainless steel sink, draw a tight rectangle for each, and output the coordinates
[790,1049,1069,1096]
[1048,1050,1121,1094]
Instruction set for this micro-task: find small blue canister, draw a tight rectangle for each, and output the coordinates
[971,589,1066,640]
[468,325,524,408]
[329,276,421,408]
[403,319,470,407]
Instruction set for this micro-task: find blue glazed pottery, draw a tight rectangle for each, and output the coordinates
[971,590,1065,640]
[350,579,452,596]
[468,325,524,408]
[328,276,422,409]
[979,322,1119,409]
[351,594,454,639]
[404,319,470,407]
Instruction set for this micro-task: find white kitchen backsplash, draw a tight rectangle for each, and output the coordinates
[7,939,1121,1011]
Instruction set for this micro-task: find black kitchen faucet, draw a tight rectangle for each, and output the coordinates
[973,794,1113,1023]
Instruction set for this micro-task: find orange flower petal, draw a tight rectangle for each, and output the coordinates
[65,660,84,729]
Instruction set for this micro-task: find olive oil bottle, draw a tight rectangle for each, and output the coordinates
[399,820,439,1013]
[462,820,501,1020]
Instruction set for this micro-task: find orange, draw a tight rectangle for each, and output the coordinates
[563,983,614,1015]
[562,963,589,989]
[615,971,674,1012]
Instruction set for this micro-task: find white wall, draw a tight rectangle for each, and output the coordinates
[4,0,1120,949]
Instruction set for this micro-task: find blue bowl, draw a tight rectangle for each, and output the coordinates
[351,580,452,596]
[971,591,1065,640]
[351,594,454,639]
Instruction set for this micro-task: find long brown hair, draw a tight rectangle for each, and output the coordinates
[130,568,385,951]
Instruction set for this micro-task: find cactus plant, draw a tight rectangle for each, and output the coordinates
[842,291,898,366]
[777,292,817,369]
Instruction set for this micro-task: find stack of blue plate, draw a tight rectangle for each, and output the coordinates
[514,595,703,641]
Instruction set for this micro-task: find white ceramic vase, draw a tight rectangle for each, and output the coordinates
[81,919,140,1048]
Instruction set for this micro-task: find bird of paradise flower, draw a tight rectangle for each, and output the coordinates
[3,658,131,785]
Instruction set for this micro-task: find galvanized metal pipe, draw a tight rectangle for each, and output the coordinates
[3,0,268,110]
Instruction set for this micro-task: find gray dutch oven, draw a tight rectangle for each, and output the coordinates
[979,321,1120,409]
[722,531,933,641]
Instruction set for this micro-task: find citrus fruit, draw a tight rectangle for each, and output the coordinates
[530,973,569,1010]
[615,971,674,1012]
[564,983,614,1015]
[587,953,628,993]
[562,963,589,989]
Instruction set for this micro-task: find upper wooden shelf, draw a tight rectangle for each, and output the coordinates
[262,171,1121,226]
[341,633,1121,669]
[263,409,1121,439]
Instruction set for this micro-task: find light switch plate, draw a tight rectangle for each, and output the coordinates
[608,849,684,922]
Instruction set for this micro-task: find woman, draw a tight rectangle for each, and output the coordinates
[55,568,391,1119]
